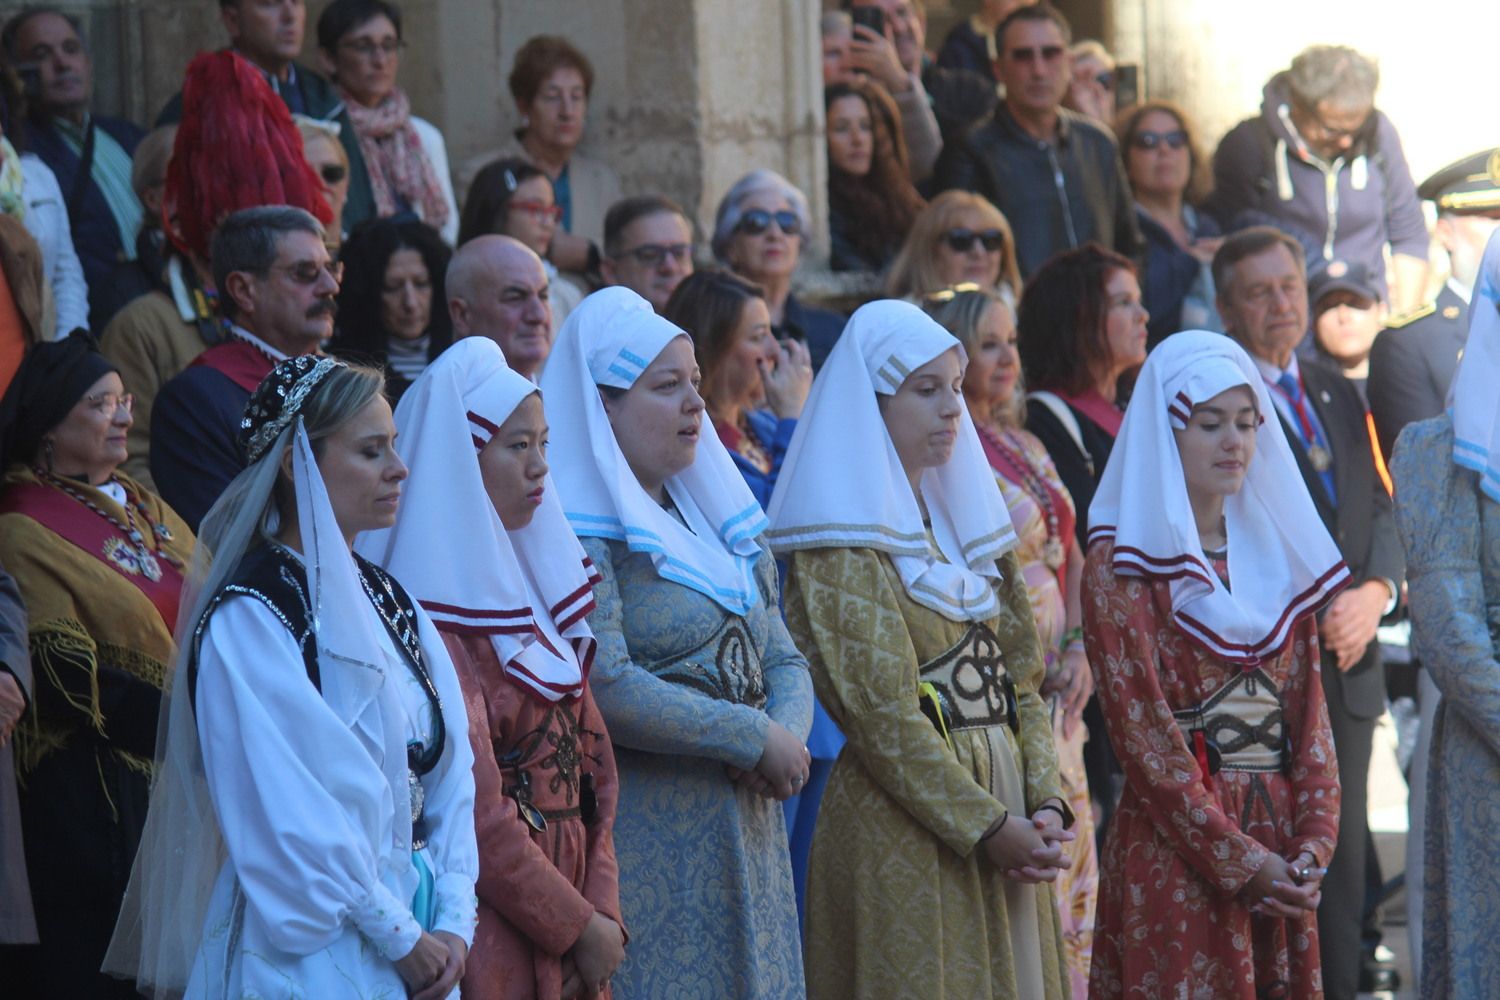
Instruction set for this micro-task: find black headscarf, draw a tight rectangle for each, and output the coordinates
[0,331,118,470]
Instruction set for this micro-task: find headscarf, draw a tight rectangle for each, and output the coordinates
[106,355,415,995]
[359,337,597,701]
[539,286,768,615]
[164,51,333,261]
[0,331,116,470]
[342,87,450,231]
[766,299,1018,622]
[1450,228,1500,499]
[1087,330,1349,664]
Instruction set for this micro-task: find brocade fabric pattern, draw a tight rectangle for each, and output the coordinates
[784,545,1068,1000]
[582,536,811,1000]
[1082,540,1340,998]
[1391,416,1500,1000]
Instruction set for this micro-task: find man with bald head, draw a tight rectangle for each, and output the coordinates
[447,235,554,381]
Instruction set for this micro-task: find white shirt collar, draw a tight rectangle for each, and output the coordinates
[1449,276,1473,305]
[228,324,289,361]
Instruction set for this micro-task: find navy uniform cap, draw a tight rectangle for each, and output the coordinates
[1418,148,1500,214]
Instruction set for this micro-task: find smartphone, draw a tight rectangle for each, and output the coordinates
[1114,64,1139,111]
[850,5,886,38]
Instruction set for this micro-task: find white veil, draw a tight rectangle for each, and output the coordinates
[105,361,404,996]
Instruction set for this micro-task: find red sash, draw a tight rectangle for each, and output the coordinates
[0,483,185,630]
[189,338,278,393]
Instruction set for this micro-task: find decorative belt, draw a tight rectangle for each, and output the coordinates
[1174,667,1287,774]
[408,768,429,850]
[917,621,1019,747]
[499,753,599,834]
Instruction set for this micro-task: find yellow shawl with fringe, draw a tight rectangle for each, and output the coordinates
[0,466,194,783]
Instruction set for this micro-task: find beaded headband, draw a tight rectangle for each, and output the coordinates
[238,355,343,463]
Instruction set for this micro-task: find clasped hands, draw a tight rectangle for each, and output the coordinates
[726,719,811,801]
[1245,849,1325,919]
[981,802,1076,883]
[395,929,467,1000]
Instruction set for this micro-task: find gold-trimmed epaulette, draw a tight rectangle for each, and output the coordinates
[1385,302,1436,330]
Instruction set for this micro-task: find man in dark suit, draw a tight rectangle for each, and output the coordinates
[1365,147,1500,982]
[2,8,145,332]
[153,0,375,232]
[1370,149,1500,458]
[1214,226,1404,1000]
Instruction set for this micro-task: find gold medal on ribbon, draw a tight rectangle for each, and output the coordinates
[1307,444,1332,472]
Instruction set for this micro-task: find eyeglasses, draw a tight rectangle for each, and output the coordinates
[1008,45,1065,63]
[273,260,344,285]
[1300,104,1364,142]
[84,391,134,416]
[921,282,983,305]
[318,164,347,185]
[1130,129,1188,151]
[509,199,563,222]
[736,209,800,237]
[942,228,1005,253]
[616,242,693,267]
[340,38,404,59]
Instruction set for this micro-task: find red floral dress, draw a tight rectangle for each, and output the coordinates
[1082,540,1340,998]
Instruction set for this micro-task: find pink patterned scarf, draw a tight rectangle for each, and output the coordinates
[340,86,450,230]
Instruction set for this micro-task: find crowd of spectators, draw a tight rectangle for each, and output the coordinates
[0,0,1494,998]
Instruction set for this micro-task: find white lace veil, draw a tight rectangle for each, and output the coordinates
[104,359,394,996]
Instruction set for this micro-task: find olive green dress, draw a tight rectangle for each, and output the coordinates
[784,544,1068,1000]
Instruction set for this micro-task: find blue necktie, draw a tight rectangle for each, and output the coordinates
[1275,372,1337,506]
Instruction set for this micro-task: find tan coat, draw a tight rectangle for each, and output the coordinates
[99,291,211,488]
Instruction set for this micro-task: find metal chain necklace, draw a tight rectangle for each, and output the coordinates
[36,469,182,581]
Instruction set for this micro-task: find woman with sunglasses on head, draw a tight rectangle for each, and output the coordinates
[1082,331,1342,997]
[317,0,460,244]
[330,218,452,403]
[1115,102,1224,348]
[713,169,846,373]
[540,288,812,999]
[924,286,1098,996]
[886,190,1023,309]
[459,157,584,328]
[769,300,1073,1000]
[359,337,626,1000]
[0,333,194,998]
[108,355,478,1000]
[824,80,926,275]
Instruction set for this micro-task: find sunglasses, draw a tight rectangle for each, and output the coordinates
[943,228,1005,253]
[736,209,800,237]
[921,282,983,305]
[318,164,347,185]
[1130,129,1188,151]
[510,199,563,222]
[1094,71,1116,90]
[616,242,693,266]
[1008,45,1064,63]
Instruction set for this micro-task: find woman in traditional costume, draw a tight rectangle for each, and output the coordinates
[106,356,478,999]
[539,287,812,999]
[768,300,1073,1000]
[1083,330,1343,997]
[0,332,193,999]
[924,286,1098,996]
[360,336,627,999]
[1390,231,1500,998]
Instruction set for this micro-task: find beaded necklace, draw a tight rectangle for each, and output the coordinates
[976,422,1065,570]
[37,470,183,582]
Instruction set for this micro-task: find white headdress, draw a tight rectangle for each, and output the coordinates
[538,286,767,614]
[766,299,1018,622]
[359,337,598,701]
[1087,330,1349,664]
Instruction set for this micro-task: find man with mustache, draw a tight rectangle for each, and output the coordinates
[1,7,145,331]
[150,206,339,530]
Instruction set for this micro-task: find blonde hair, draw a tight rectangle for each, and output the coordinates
[923,288,1024,427]
[885,191,1021,300]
